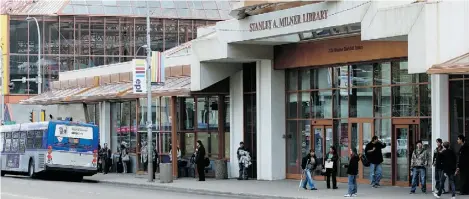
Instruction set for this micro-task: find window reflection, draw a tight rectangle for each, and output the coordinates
[312,68,333,89]
[287,93,298,118]
[182,98,195,130]
[209,97,219,130]
[299,92,310,118]
[351,64,373,87]
[392,85,418,117]
[311,91,332,118]
[197,97,209,130]
[350,87,373,118]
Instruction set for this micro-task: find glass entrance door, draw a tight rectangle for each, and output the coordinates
[349,119,373,182]
[311,123,333,180]
[393,124,419,186]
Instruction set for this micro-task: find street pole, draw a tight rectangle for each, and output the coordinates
[0,47,4,125]
[26,17,42,94]
[146,5,153,182]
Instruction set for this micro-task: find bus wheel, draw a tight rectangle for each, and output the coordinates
[28,159,35,178]
[1,171,5,176]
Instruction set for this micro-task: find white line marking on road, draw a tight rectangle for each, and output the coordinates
[1,192,49,199]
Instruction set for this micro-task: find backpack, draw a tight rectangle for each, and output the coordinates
[204,157,210,167]
[361,154,371,167]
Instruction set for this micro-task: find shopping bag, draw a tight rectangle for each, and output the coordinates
[325,161,334,169]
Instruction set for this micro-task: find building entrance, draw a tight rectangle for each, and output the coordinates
[392,119,420,187]
[310,120,333,180]
[348,118,373,183]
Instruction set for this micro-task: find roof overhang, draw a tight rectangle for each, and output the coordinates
[427,52,469,74]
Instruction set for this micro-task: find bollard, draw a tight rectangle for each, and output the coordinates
[214,159,228,179]
[159,163,173,183]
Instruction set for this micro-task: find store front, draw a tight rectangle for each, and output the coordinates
[278,36,432,186]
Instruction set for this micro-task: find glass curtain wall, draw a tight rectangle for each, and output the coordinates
[9,15,212,94]
[286,59,431,181]
[136,95,229,173]
[449,75,469,152]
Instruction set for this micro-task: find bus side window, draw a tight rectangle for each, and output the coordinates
[12,132,19,152]
[26,131,35,149]
[34,130,43,149]
[19,131,26,153]
[5,132,11,152]
[0,132,4,152]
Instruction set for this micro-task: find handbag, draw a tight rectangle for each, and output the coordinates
[325,161,334,169]
[122,154,130,161]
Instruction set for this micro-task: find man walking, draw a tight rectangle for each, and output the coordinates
[410,140,430,194]
[433,138,444,193]
[365,136,386,188]
[434,142,457,199]
[456,135,469,195]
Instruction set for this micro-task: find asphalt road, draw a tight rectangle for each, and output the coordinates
[1,175,238,199]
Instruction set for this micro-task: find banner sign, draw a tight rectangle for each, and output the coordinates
[55,124,93,139]
[151,51,165,83]
[132,59,147,93]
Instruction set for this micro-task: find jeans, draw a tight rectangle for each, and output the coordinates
[301,169,316,189]
[348,175,357,195]
[410,167,426,193]
[369,163,382,186]
[239,163,247,179]
[435,169,443,192]
[438,172,456,197]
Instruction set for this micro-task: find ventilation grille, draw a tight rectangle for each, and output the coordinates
[38,154,45,169]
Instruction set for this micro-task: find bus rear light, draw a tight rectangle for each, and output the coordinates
[47,146,53,163]
[92,150,98,166]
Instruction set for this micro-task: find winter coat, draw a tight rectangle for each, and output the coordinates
[411,148,429,168]
[440,148,457,174]
[347,155,359,175]
[364,141,386,165]
[196,146,206,165]
[301,154,318,171]
[458,142,469,170]
[433,146,444,170]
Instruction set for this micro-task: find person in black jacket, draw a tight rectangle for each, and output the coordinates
[433,138,444,193]
[300,149,318,190]
[195,140,206,181]
[364,136,386,188]
[434,141,457,198]
[344,147,359,197]
[325,146,339,189]
[456,135,469,195]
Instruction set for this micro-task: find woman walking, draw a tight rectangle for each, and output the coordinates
[120,142,130,173]
[326,146,339,189]
[345,147,359,197]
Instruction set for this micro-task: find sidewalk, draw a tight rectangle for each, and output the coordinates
[86,174,467,199]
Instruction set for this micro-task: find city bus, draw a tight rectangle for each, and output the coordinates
[0,121,99,181]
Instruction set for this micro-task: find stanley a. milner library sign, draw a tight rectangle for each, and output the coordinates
[248,9,328,32]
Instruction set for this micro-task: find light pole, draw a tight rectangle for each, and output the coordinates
[26,17,42,94]
[145,5,153,182]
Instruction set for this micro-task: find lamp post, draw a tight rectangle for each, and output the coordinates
[26,17,42,94]
[145,5,153,182]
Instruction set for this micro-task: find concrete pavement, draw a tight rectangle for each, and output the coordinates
[0,176,236,199]
[86,174,469,199]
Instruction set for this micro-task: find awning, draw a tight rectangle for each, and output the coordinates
[19,87,89,105]
[66,83,132,103]
[427,52,469,74]
[122,76,191,98]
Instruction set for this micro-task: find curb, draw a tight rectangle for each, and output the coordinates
[97,180,308,199]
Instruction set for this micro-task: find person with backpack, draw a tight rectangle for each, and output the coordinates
[344,147,360,197]
[195,140,206,181]
[434,141,457,199]
[410,140,430,194]
[300,149,318,190]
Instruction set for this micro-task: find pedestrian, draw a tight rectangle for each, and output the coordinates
[195,140,206,181]
[433,138,445,194]
[410,140,429,194]
[100,143,111,174]
[301,149,318,190]
[120,142,129,173]
[456,135,469,195]
[365,136,387,188]
[325,146,338,189]
[344,147,359,197]
[237,141,251,180]
[434,141,457,199]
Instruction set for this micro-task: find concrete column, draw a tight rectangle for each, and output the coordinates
[99,102,111,147]
[256,60,286,180]
[229,70,243,178]
[431,74,449,191]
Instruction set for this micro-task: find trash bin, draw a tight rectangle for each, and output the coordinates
[214,159,228,179]
[159,163,173,183]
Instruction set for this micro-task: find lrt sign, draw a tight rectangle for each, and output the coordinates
[132,59,147,94]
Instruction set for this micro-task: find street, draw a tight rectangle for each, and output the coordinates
[0,176,238,199]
